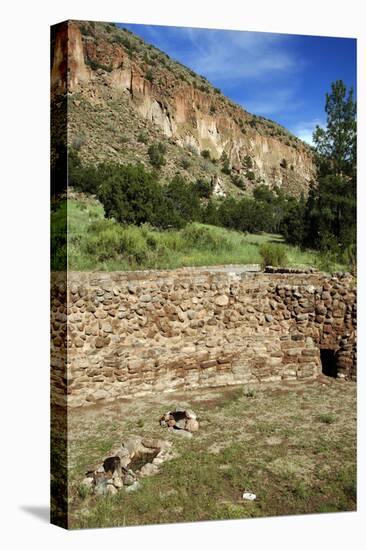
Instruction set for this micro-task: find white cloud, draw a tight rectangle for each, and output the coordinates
[133,25,300,81]
[241,88,302,116]
[290,119,325,145]
[181,29,298,80]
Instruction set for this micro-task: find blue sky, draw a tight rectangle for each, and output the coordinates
[117,23,356,145]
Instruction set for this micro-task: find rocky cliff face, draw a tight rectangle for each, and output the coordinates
[51,20,316,196]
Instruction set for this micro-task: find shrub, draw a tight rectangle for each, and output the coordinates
[259,243,288,268]
[137,132,148,144]
[246,171,255,181]
[243,387,256,398]
[85,222,149,265]
[231,175,246,190]
[80,24,90,36]
[182,223,233,252]
[280,158,288,169]
[195,178,212,198]
[114,34,132,50]
[220,151,231,174]
[244,155,253,169]
[85,58,113,72]
[180,157,191,170]
[145,69,154,82]
[201,149,211,160]
[222,161,231,175]
[148,142,166,169]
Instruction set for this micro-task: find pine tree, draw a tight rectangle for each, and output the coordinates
[313,80,356,178]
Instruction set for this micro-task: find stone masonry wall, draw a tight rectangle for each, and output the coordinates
[51,269,356,408]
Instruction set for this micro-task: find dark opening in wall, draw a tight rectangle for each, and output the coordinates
[320,349,338,378]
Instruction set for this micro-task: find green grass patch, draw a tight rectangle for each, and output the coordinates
[51,196,349,272]
[317,413,337,425]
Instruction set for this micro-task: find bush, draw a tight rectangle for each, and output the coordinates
[231,175,246,190]
[180,157,191,170]
[148,142,166,169]
[85,58,113,72]
[145,69,154,82]
[182,223,233,252]
[85,221,149,265]
[222,161,231,175]
[220,151,231,175]
[195,178,212,198]
[201,149,211,160]
[259,243,288,268]
[114,34,132,50]
[137,132,148,144]
[244,155,253,169]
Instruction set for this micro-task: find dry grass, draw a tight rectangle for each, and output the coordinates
[63,379,356,529]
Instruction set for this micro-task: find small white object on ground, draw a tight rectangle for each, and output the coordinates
[242,492,256,501]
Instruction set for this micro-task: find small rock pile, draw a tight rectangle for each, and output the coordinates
[160,407,199,436]
[80,436,172,497]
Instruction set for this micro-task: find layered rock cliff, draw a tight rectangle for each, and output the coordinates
[51,20,316,196]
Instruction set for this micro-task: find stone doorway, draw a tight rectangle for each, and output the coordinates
[320,348,338,378]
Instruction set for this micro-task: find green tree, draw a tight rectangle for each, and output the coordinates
[97,163,162,226]
[162,175,201,224]
[303,176,356,252]
[306,81,357,255]
[313,80,356,177]
[280,195,306,245]
[195,178,212,198]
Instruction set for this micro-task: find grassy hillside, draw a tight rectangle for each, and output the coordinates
[51,195,346,272]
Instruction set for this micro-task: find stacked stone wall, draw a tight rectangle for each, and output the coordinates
[51,269,356,407]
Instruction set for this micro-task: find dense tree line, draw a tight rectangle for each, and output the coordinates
[69,148,293,234]
[67,80,356,267]
[280,80,356,261]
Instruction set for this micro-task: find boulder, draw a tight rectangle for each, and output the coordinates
[185,409,197,419]
[175,418,187,429]
[186,419,199,432]
[139,463,159,477]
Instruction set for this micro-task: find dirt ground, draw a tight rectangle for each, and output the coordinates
[66,376,356,529]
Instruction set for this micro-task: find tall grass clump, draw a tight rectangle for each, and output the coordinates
[85,221,149,265]
[182,223,234,252]
[259,243,288,268]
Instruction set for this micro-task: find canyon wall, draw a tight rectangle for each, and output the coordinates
[51,21,315,194]
[51,268,356,408]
